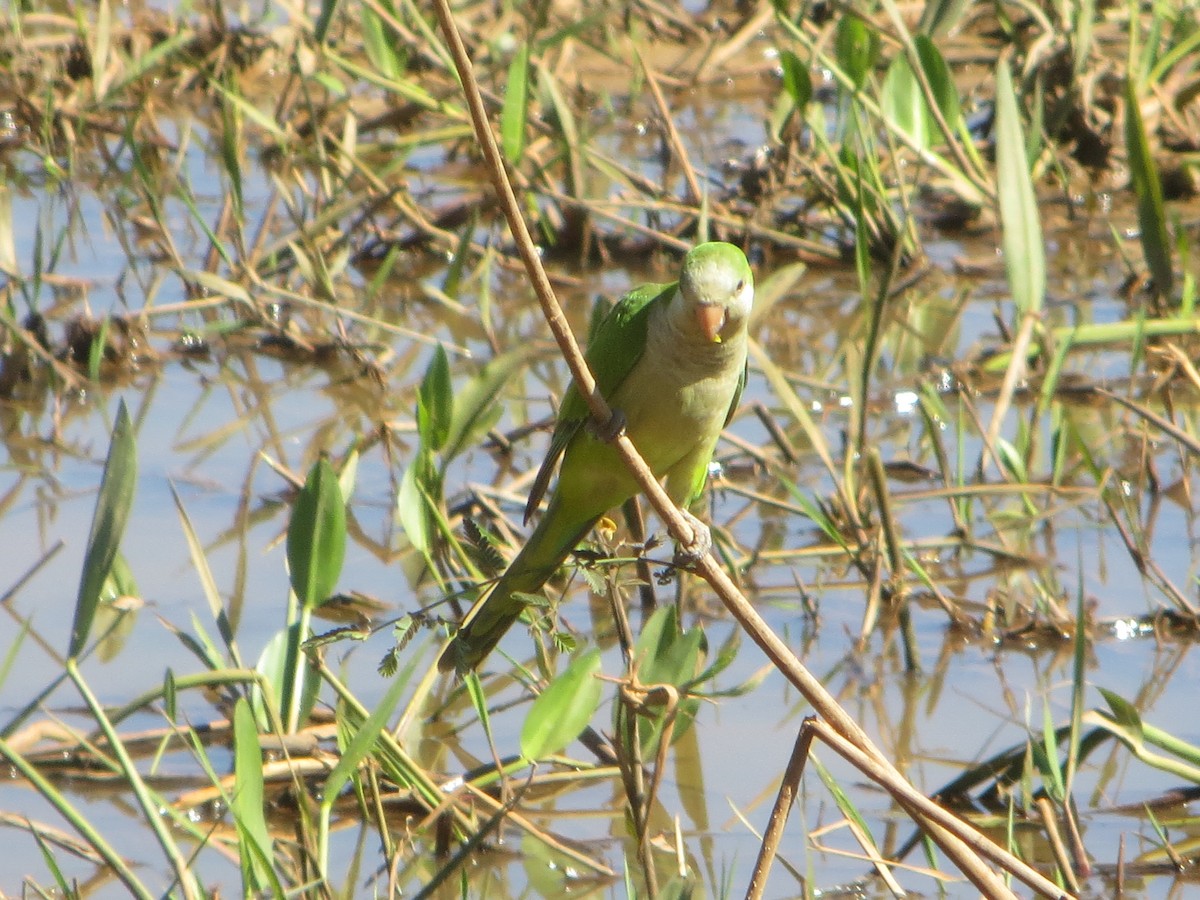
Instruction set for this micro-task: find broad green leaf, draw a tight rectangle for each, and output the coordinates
[163,670,177,720]
[626,608,704,749]
[443,217,475,300]
[219,78,244,218]
[396,455,432,555]
[993,436,1027,481]
[635,606,703,688]
[778,49,811,109]
[287,457,346,610]
[93,552,140,662]
[835,16,877,89]
[87,316,110,382]
[417,344,453,454]
[994,61,1045,314]
[521,648,602,761]
[881,54,929,149]
[463,669,496,750]
[1125,77,1173,301]
[70,401,136,659]
[254,623,321,733]
[500,42,531,165]
[337,447,359,503]
[913,35,962,134]
[231,698,276,893]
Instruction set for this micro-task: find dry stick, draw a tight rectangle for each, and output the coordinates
[983,310,1037,477]
[1036,796,1081,895]
[636,48,704,207]
[428,4,1067,899]
[1098,386,1200,458]
[745,720,816,900]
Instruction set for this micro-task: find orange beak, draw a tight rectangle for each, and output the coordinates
[695,303,726,343]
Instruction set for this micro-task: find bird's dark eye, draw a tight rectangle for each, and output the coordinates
[735,279,745,292]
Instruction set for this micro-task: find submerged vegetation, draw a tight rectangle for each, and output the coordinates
[3,0,1200,896]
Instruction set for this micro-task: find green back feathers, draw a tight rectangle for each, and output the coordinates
[523,280,675,523]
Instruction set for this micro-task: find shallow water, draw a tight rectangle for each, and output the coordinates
[4,31,1200,900]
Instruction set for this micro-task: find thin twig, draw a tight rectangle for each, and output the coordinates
[745,721,815,900]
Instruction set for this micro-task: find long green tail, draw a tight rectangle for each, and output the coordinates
[438,495,598,672]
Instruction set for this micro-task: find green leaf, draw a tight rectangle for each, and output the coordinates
[994,61,1045,314]
[778,49,811,109]
[441,346,534,463]
[231,698,276,894]
[500,42,531,165]
[463,669,496,751]
[443,217,475,300]
[362,4,406,79]
[913,35,962,134]
[314,0,338,44]
[1099,687,1144,748]
[1039,701,1065,802]
[287,457,347,610]
[881,54,929,149]
[835,16,877,89]
[417,344,453,454]
[1125,77,1173,301]
[627,608,705,749]
[917,0,971,37]
[396,454,432,555]
[520,648,602,761]
[993,436,1027,481]
[635,607,702,688]
[70,401,137,659]
[811,753,878,856]
[253,623,321,733]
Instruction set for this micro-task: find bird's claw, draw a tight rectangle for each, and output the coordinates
[588,408,627,443]
[672,509,712,568]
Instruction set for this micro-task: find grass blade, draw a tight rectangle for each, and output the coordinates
[500,41,530,165]
[70,401,136,660]
[994,61,1045,315]
[1124,77,1173,301]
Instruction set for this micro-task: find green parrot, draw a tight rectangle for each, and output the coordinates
[438,241,754,673]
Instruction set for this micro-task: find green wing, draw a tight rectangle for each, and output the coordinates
[724,361,747,428]
[523,280,675,523]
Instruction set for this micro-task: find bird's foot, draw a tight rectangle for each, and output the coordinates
[588,408,627,443]
[672,509,712,569]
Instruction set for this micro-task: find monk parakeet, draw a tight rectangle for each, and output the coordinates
[439,241,754,673]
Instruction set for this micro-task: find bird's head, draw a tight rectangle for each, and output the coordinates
[677,242,754,344]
